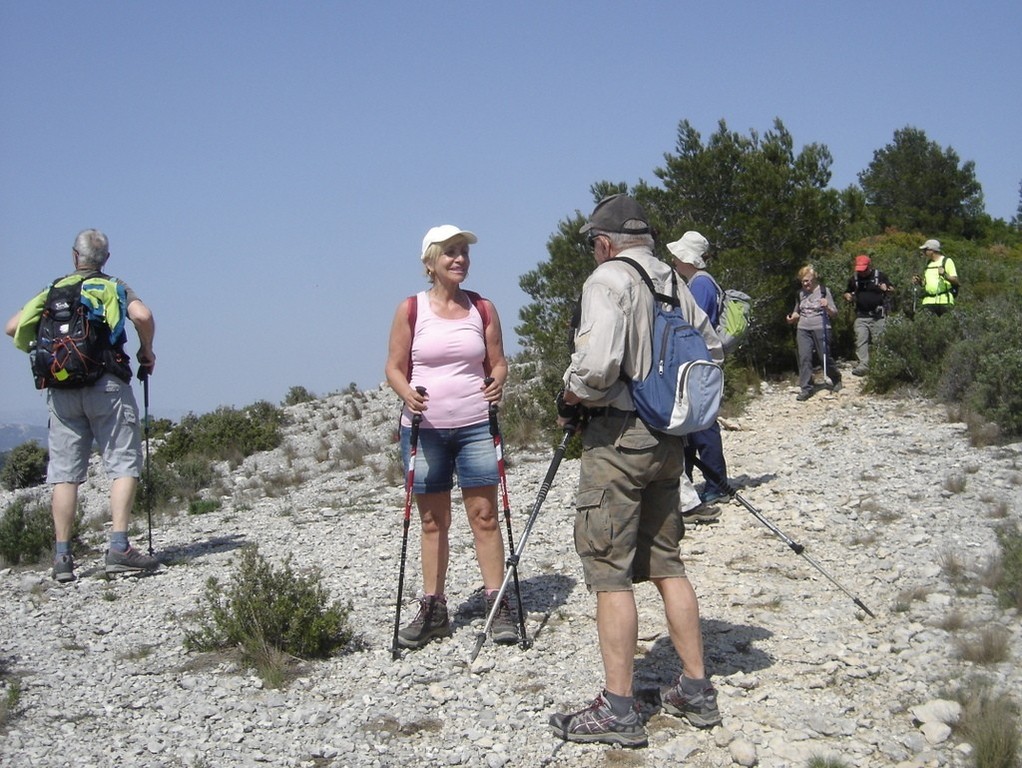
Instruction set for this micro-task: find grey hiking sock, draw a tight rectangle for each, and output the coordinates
[681,675,709,695]
[109,531,129,552]
[604,690,635,719]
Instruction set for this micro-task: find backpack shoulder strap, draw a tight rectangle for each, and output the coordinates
[615,257,678,307]
[463,289,490,330]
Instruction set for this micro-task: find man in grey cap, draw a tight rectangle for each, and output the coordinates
[550,194,723,748]
[912,238,958,315]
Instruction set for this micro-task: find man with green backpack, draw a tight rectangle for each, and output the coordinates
[6,228,159,583]
[668,231,741,520]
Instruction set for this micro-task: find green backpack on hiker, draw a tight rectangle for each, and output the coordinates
[715,286,752,354]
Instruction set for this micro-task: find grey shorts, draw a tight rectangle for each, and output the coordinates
[46,374,143,484]
[573,410,688,592]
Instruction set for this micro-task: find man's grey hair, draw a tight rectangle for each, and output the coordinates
[73,229,110,269]
[604,231,654,251]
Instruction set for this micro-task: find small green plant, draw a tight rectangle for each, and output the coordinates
[0,498,54,566]
[806,757,852,768]
[0,441,48,491]
[992,525,1022,610]
[185,547,357,687]
[0,676,22,727]
[188,499,221,516]
[953,679,1020,768]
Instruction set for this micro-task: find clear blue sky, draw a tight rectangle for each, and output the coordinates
[2,1,1019,424]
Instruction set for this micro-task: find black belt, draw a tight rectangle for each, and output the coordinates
[586,406,633,418]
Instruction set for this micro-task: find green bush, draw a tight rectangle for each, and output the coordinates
[185,547,356,684]
[0,499,53,565]
[158,401,286,467]
[0,441,48,491]
[868,312,963,395]
[282,386,316,406]
[867,293,1022,439]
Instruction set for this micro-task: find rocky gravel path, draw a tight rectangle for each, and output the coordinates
[1,372,1020,767]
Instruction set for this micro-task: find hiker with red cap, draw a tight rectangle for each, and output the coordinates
[842,254,894,376]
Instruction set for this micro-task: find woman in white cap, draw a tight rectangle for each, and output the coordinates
[384,225,517,650]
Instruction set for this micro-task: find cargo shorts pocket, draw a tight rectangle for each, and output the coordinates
[574,488,611,559]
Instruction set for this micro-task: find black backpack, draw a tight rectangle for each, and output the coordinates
[29,278,130,389]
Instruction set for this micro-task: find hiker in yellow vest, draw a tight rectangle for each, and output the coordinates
[912,239,958,316]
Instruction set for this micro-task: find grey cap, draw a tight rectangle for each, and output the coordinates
[579,193,650,235]
[919,238,942,253]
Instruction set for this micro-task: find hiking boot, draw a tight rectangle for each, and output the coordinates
[830,380,843,392]
[699,489,729,506]
[682,505,721,525]
[852,366,868,376]
[549,692,648,747]
[796,390,812,402]
[485,592,519,645]
[105,546,160,576]
[397,595,451,649]
[52,554,77,583]
[661,676,722,728]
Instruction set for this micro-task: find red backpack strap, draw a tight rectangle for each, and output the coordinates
[463,290,490,329]
[464,290,493,376]
[405,295,417,382]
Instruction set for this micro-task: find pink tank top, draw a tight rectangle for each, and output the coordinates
[403,291,489,429]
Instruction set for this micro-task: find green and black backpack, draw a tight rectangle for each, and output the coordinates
[29,276,132,389]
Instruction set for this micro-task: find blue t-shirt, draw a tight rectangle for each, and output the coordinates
[688,273,721,327]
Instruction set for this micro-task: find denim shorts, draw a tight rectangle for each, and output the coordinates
[399,420,498,494]
[45,374,143,484]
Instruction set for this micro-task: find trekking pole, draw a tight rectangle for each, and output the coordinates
[818,278,830,385]
[690,456,875,618]
[137,365,154,556]
[392,386,427,661]
[484,378,529,649]
[470,425,575,662]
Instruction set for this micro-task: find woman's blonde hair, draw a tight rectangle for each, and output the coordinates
[421,236,470,283]
[797,264,816,281]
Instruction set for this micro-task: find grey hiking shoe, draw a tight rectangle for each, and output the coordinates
[105,546,159,576]
[485,592,519,645]
[683,504,721,525]
[52,554,77,583]
[397,595,451,649]
[549,691,648,747]
[661,676,722,728]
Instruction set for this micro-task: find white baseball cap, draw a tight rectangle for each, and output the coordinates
[421,225,477,262]
[919,238,942,253]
